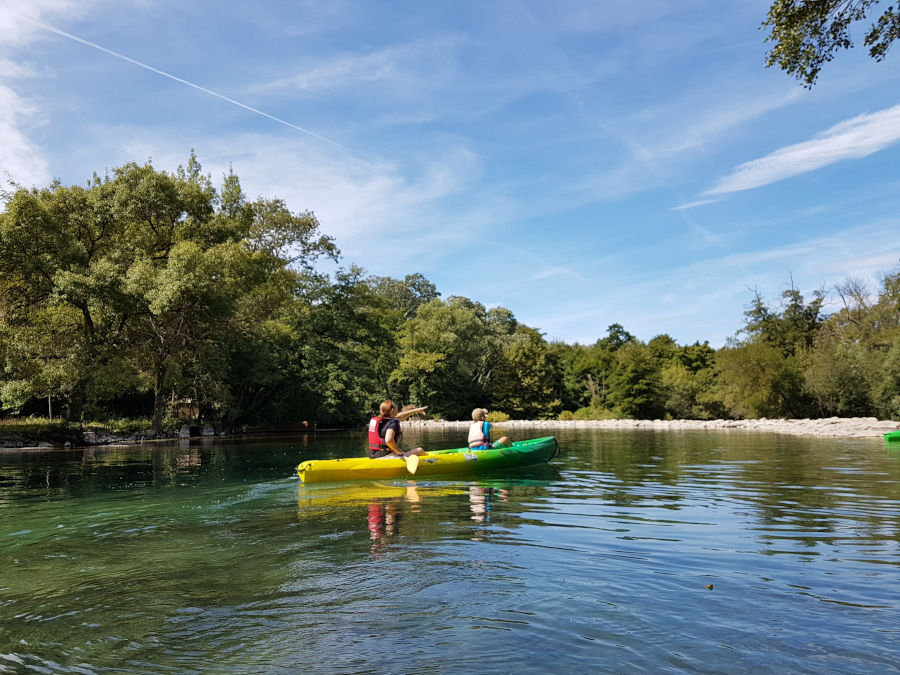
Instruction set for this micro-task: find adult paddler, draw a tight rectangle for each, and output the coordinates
[368,400,428,460]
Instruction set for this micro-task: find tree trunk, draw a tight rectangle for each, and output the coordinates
[65,383,85,423]
[151,365,170,435]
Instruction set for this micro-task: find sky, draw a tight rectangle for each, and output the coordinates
[2,0,900,348]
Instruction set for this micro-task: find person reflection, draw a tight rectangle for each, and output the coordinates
[366,486,423,555]
[368,499,401,556]
[468,486,509,523]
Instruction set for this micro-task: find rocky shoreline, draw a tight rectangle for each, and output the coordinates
[405,416,900,439]
[2,416,898,450]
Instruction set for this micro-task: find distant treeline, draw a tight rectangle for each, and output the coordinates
[1,156,898,431]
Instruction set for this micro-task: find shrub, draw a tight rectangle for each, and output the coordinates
[573,406,621,420]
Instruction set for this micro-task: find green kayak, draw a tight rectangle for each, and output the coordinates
[297,436,559,483]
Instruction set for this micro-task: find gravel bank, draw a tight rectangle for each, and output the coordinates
[405,417,900,439]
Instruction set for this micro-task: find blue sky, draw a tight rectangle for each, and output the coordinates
[2,1,899,348]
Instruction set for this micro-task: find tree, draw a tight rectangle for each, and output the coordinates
[391,296,503,419]
[763,0,900,86]
[0,156,338,431]
[815,268,900,418]
[743,285,825,357]
[596,323,635,352]
[659,341,724,420]
[0,171,153,420]
[715,341,813,418]
[550,342,601,411]
[368,273,440,321]
[607,342,665,419]
[805,339,874,415]
[490,326,562,419]
[291,267,398,426]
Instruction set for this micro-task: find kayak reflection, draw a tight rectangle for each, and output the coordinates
[296,479,553,553]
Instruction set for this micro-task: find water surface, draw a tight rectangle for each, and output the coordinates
[1,428,898,673]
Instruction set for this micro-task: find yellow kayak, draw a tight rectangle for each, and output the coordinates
[296,436,558,483]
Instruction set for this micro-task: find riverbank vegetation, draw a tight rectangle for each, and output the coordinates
[1,156,898,435]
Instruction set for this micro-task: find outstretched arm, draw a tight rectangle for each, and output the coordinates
[396,405,428,421]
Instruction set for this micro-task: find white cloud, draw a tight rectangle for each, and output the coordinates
[251,37,460,96]
[672,198,719,210]
[0,83,49,189]
[706,104,900,195]
[0,0,102,190]
[529,266,583,281]
[0,0,93,46]
[113,132,487,259]
[517,218,900,347]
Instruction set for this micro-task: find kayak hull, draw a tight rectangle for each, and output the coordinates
[296,436,558,483]
[885,430,900,444]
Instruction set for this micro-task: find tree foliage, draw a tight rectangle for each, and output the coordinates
[763,0,900,86]
[0,155,337,431]
[2,157,898,430]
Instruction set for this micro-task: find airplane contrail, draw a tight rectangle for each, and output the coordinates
[27,18,350,151]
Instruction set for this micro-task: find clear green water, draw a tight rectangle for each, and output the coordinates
[1,428,898,673]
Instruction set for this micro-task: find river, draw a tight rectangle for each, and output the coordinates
[1,427,898,673]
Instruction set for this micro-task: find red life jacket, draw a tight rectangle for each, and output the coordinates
[368,416,385,451]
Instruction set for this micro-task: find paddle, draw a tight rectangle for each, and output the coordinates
[405,453,419,474]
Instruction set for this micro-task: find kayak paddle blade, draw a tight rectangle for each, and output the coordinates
[406,454,419,474]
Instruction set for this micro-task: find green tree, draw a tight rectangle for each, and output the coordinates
[763,0,900,86]
[550,342,599,411]
[715,341,811,418]
[368,273,440,320]
[815,269,900,418]
[291,267,398,426]
[597,323,635,351]
[0,157,338,431]
[872,335,900,418]
[743,286,825,357]
[805,339,874,415]
[607,342,665,419]
[647,333,679,362]
[714,284,824,419]
[489,326,562,419]
[0,171,151,420]
[391,296,501,419]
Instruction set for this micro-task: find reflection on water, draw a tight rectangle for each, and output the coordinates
[1,429,899,673]
[359,484,511,554]
[468,485,508,523]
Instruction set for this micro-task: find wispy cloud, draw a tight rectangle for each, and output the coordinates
[671,198,719,211]
[568,85,804,207]
[0,0,88,45]
[251,37,460,96]
[0,2,91,188]
[25,19,351,151]
[529,266,583,281]
[0,83,49,190]
[706,104,900,195]
[520,218,900,347]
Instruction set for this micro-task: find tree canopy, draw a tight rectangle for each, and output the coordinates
[763,0,900,86]
[2,156,898,430]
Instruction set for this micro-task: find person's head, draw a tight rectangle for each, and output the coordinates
[379,400,397,417]
[472,407,488,421]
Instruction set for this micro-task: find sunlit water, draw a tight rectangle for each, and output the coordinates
[1,427,898,673]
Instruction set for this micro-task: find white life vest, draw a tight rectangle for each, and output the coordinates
[468,420,490,448]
